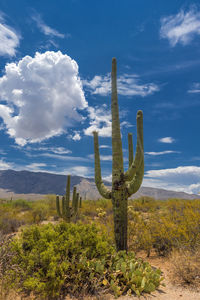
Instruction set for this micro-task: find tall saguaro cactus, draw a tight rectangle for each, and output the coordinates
[56,175,80,222]
[93,58,144,251]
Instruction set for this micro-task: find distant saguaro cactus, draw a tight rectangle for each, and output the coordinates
[56,175,79,222]
[93,58,144,251]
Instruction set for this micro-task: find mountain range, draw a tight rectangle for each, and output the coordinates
[0,169,199,201]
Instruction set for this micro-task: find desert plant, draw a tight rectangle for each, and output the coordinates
[170,248,200,286]
[93,58,144,251]
[56,175,79,222]
[1,222,163,299]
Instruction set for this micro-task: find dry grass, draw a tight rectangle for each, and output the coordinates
[170,248,200,287]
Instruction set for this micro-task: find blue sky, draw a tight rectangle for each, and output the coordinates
[0,0,200,194]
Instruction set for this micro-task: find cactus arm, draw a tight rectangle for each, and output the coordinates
[79,197,82,208]
[72,186,77,209]
[93,131,112,199]
[75,192,79,214]
[111,58,124,185]
[126,158,144,196]
[61,196,65,218]
[65,175,71,222]
[128,133,133,168]
[124,110,143,181]
[56,195,61,217]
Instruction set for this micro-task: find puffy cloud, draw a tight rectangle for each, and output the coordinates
[31,13,65,38]
[160,7,200,46]
[69,131,81,141]
[0,51,87,145]
[144,166,200,194]
[145,150,179,156]
[0,20,20,56]
[83,74,159,97]
[84,106,111,137]
[84,105,132,137]
[158,137,175,143]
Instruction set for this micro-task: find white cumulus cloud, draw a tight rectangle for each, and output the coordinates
[0,19,20,56]
[0,51,87,145]
[83,74,159,97]
[160,7,200,46]
[144,166,200,194]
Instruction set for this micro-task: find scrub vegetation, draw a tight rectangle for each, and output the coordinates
[1,196,200,299]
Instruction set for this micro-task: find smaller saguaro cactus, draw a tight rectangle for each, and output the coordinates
[79,196,82,208]
[56,175,80,222]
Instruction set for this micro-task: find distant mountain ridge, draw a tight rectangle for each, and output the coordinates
[0,169,199,200]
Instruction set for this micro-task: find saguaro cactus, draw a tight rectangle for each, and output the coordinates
[93,58,144,251]
[56,175,80,222]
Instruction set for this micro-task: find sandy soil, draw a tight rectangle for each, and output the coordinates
[0,188,46,200]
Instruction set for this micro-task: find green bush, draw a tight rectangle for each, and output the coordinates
[1,222,163,299]
[11,199,32,210]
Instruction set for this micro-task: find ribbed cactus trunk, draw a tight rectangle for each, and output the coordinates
[93,58,144,252]
[111,58,128,251]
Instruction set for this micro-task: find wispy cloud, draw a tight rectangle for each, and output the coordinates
[0,14,20,56]
[83,74,159,97]
[61,166,92,177]
[145,150,180,156]
[26,163,47,172]
[88,154,112,161]
[99,145,111,149]
[188,82,200,93]
[39,153,89,162]
[158,137,175,143]
[160,7,200,46]
[25,146,72,155]
[0,159,13,170]
[31,13,66,38]
[144,166,200,194]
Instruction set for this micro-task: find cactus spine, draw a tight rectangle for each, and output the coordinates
[93,58,144,251]
[56,175,80,222]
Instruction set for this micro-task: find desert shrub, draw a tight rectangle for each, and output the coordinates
[1,222,163,299]
[130,197,160,212]
[128,208,153,257]
[170,249,200,286]
[44,194,57,212]
[31,202,49,224]
[0,205,23,234]
[128,199,200,256]
[11,199,32,210]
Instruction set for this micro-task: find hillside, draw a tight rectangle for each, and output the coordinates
[0,169,199,200]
